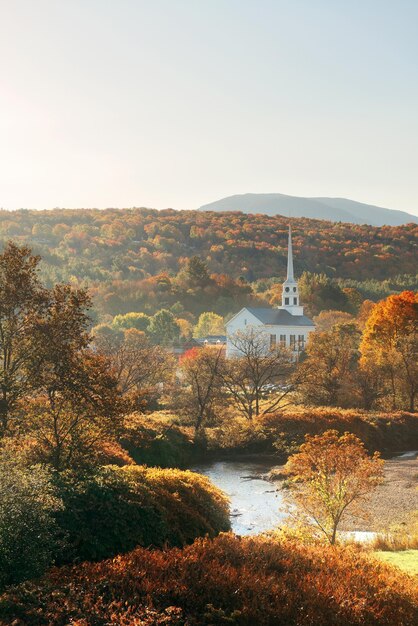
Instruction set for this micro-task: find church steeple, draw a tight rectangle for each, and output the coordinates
[286,224,294,282]
[280,225,303,315]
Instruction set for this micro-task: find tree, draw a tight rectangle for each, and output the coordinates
[357,299,376,330]
[24,285,122,471]
[185,256,211,289]
[360,291,418,411]
[25,353,121,471]
[298,272,350,317]
[93,326,175,410]
[112,312,151,333]
[300,323,360,407]
[354,361,385,411]
[178,347,225,432]
[0,242,47,434]
[176,318,193,340]
[0,452,62,588]
[313,310,354,332]
[148,309,180,345]
[220,328,302,420]
[284,430,383,544]
[193,312,225,338]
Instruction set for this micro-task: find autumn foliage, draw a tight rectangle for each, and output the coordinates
[0,208,416,319]
[53,465,230,564]
[360,291,418,411]
[0,533,416,626]
[259,407,418,456]
[284,430,384,544]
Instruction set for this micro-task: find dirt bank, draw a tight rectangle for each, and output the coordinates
[271,453,418,532]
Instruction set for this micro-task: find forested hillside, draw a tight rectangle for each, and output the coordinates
[0,208,416,319]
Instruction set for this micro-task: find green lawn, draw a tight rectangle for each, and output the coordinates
[374,550,418,576]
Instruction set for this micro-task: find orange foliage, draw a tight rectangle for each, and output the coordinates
[259,407,418,455]
[1,534,416,625]
[0,208,416,318]
[285,430,383,544]
[360,291,418,411]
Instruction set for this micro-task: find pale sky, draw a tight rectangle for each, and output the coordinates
[1,0,418,215]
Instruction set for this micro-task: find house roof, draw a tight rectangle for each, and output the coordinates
[195,335,227,344]
[229,307,315,327]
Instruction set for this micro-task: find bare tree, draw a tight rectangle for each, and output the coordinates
[178,346,225,433]
[221,328,304,420]
[93,326,175,409]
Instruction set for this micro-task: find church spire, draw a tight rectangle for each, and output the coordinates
[286,225,294,281]
[280,223,304,315]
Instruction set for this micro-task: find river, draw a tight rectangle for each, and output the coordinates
[193,459,287,535]
[194,452,418,539]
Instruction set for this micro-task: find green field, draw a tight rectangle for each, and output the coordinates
[374,550,418,576]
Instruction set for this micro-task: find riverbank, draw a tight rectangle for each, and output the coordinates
[194,452,418,536]
[270,452,418,533]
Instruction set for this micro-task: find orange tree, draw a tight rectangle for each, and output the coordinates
[284,430,383,544]
[360,290,418,411]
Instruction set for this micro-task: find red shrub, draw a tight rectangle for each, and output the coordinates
[1,534,416,625]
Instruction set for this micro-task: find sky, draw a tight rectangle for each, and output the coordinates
[1,0,418,216]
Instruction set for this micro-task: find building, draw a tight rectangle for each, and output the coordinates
[195,335,227,347]
[226,225,315,357]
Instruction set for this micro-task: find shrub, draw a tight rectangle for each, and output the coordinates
[260,407,418,457]
[372,514,418,551]
[1,534,417,625]
[0,454,62,589]
[53,465,230,563]
[120,412,197,468]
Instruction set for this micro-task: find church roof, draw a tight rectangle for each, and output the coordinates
[244,307,315,327]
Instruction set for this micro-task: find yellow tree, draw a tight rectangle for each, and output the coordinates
[284,430,383,545]
[193,312,225,338]
[360,291,418,412]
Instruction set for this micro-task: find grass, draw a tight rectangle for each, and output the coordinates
[374,550,418,576]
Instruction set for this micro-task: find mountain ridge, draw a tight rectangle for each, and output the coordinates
[198,193,418,226]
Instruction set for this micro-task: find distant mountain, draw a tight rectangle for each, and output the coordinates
[198,193,418,226]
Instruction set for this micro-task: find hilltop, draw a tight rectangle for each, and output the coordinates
[0,208,416,319]
[199,193,418,226]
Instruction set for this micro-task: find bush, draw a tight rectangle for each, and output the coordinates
[260,408,418,457]
[0,454,62,589]
[120,412,197,468]
[372,514,418,551]
[54,465,230,563]
[1,534,417,625]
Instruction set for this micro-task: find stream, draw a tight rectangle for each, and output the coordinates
[193,459,286,535]
[192,455,416,539]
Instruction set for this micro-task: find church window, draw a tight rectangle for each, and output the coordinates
[293,287,297,292]
[290,335,296,349]
[270,334,276,349]
[293,297,297,304]
[298,335,305,350]
[280,334,286,346]
[285,287,289,292]
[244,319,247,325]
[285,297,289,305]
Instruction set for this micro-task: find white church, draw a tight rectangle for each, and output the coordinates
[226,226,315,357]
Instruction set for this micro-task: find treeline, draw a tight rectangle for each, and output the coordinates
[0,208,416,319]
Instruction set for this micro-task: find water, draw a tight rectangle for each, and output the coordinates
[193,459,287,535]
[194,451,415,538]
